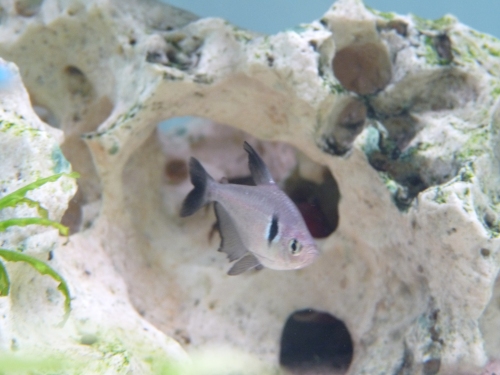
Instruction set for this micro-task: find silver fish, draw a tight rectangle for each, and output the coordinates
[180,142,319,275]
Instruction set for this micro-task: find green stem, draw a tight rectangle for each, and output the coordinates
[0,218,69,236]
[0,172,80,210]
[0,249,71,325]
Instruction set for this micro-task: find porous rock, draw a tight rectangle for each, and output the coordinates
[0,0,500,374]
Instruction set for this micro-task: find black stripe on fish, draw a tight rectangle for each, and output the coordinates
[267,214,279,244]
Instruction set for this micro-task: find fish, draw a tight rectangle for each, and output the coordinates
[180,141,319,275]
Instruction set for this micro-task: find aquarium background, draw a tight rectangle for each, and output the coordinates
[162,0,500,38]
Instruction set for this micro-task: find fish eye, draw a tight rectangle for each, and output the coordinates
[289,239,302,256]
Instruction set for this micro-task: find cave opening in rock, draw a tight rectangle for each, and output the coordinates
[279,309,353,374]
[283,167,339,239]
[24,63,114,235]
[157,116,340,238]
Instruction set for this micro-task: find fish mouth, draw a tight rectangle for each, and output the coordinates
[303,248,320,266]
[306,247,320,258]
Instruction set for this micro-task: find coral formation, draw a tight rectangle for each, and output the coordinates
[0,0,500,373]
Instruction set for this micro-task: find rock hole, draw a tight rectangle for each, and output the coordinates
[15,0,43,17]
[57,95,113,232]
[60,187,83,235]
[284,165,340,239]
[145,34,202,71]
[378,114,422,156]
[324,97,367,156]
[433,34,453,63]
[280,309,353,374]
[79,333,98,346]
[332,42,392,95]
[422,358,441,375]
[157,117,340,238]
[361,69,479,209]
[164,158,189,185]
[63,65,94,99]
[481,248,491,257]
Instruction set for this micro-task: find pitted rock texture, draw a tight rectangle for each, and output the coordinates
[0,0,500,374]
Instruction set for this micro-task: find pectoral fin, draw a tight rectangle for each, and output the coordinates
[243,141,275,185]
[227,253,262,275]
[213,202,248,262]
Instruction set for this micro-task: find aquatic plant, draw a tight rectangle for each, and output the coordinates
[0,172,79,324]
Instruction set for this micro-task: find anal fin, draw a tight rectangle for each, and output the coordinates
[213,202,248,262]
[228,253,262,275]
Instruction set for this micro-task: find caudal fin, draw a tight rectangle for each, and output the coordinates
[180,157,214,217]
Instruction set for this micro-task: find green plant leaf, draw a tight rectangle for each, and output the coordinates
[0,217,69,236]
[0,260,9,296]
[0,249,71,325]
[0,171,80,211]
[13,197,49,218]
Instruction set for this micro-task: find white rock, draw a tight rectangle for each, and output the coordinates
[0,0,499,374]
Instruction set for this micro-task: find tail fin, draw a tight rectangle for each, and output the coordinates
[180,157,214,217]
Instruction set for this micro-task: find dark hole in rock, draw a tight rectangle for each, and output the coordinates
[166,49,189,68]
[222,168,339,239]
[433,34,453,63]
[378,114,422,156]
[146,35,201,71]
[15,0,43,17]
[422,358,441,375]
[481,248,491,257]
[63,65,94,99]
[367,148,430,209]
[324,98,367,156]
[158,117,339,238]
[484,209,498,229]
[367,139,460,210]
[80,333,98,346]
[164,158,188,185]
[60,186,83,235]
[332,42,392,95]
[284,168,340,239]
[280,309,353,374]
[146,51,166,65]
[364,109,460,210]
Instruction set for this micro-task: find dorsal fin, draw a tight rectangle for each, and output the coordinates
[243,141,275,185]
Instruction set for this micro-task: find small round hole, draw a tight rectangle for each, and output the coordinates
[280,309,353,373]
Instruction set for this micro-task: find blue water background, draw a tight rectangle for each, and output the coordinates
[162,0,500,38]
